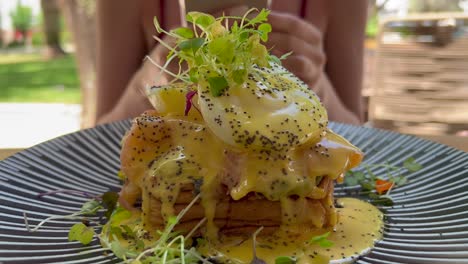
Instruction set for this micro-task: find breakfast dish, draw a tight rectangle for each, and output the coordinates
[110,9,379,263]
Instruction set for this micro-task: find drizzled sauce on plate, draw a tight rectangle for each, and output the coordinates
[199,198,383,264]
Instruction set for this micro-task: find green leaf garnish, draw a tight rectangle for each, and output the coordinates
[109,226,123,238]
[239,31,250,41]
[247,9,270,25]
[275,256,296,264]
[121,224,136,239]
[403,157,422,172]
[186,12,215,28]
[189,67,199,82]
[232,69,247,84]
[171,27,194,39]
[279,51,293,60]
[310,231,334,248]
[344,170,364,186]
[268,55,281,65]
[116,170,126,181]
[102,191,119,219]
[110,240,126,259]
[368,194,394,206]
[208,36,234,63]
[80,199,101,215]
[361,181,374,191]
[68,223,95,245]
[167,215,178,225]
[208,76,228,96]
[109,206,132,226]
[393,175,408,186]
[258,23,272,41]
[153,16,162,32]
[179,38,205,54]
[344,157,422,206]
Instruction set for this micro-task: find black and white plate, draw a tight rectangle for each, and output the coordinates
[0,120,467,264]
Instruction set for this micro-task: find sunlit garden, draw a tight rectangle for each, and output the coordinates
[0,1,80,103]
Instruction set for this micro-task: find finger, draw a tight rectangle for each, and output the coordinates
[149,35,176,58]
[268,11,322,45]
[211,5,249,17]
[152,35,178,61]
[209,5,250,30]
[281,55,321,86]
[267,32,325,67]
[145,37,184,82]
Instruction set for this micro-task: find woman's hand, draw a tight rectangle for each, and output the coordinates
[266,11,326,95]
[266,11,360,124]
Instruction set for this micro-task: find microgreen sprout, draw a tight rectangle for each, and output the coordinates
[344,157,422,206]
[275,256,296,264]
[69,222,95,245]
[149,8,290,98]
[37,189,96,199]
[98,194,210,264]
[250,226,267,264]
[310,232,334,248]
[24,190,119,247]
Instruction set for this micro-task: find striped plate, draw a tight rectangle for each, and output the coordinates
[0,120,467,264]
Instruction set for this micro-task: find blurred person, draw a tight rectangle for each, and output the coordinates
[96,0,367,125]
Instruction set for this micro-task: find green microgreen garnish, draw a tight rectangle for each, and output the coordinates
[403,157,423,172]
[275,256,296,264]
[37,189,95,199]
[80,199,102,214]
[102,191,119,219]
[99,194,210,264]
[309,232,334,248]
[151,8,289,97]
[117,170,127,181]
[250,226,267,264]
[69,222,95,245]
[24,190,119,245]
[344,157,423,206]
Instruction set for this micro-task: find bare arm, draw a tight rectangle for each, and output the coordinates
[323,0,367,123]
[95,0,148,123]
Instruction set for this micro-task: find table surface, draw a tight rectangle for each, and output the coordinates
[0,135,467,161]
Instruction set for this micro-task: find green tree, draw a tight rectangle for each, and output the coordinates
[41,0,66,58]
[366,0,390,38]
[10,1,33,42]
[61,0,96,127]
[0,10,3,47]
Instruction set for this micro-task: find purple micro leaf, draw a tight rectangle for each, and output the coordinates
[185,90,198,116]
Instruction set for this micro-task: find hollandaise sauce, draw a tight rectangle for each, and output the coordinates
[198,198,383,264]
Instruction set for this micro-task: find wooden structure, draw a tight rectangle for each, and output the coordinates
[369,13,468,135]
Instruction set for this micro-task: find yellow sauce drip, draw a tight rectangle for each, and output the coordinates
[198,198,383,264]
[122,113,363,237]
[137,117,225,234]
[230,130,362,201]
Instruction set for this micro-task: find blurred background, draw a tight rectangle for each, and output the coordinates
[0,0,467,149]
